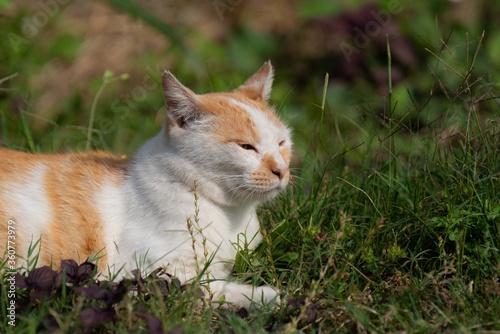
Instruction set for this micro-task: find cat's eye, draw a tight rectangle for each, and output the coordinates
[239,143,257,152]
[279,140,286,146]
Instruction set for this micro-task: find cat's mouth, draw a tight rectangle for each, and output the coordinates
[231,174,288,201]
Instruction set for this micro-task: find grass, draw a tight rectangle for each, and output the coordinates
[1,29,499,334]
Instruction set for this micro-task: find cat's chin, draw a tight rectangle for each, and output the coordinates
[251,186,284,202]
[227,187,282,205]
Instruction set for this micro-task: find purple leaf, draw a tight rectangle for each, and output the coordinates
[60,259,79,279]
[30,289,51,300]
[42,315,60,331]
[303,304,319,323]
[287,297,306,308]
[137,312,164,334]
[153,279,170,297]
[77,261,96,283]
[79,307,115,328]
[74,282,127,306]
[131,269,142,282]
[27,266,56,290]
[14,273,28,289]
[105,281,127,305]
[235,307,249,319]
[74,284,110,300]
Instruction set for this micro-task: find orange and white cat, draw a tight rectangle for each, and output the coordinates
[0,62,291,308]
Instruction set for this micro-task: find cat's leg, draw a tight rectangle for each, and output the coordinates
[168,258,280,308]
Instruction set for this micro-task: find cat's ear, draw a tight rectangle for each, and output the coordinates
[234,61,274,101]
[162,71,201,129]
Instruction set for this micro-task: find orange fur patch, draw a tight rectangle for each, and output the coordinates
[0,149,128,270]
[261,153,279,173]
[198,92,283,145]
[199,93,260,144]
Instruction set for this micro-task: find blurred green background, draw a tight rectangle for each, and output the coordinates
[0,0,499,164]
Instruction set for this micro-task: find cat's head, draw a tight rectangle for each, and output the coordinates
[161,62,292,205]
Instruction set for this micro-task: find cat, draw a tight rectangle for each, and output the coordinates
[0,61,292,308]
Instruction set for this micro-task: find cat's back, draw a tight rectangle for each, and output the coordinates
[0,148,128,180]
[0,148,129,268]
[0,148,129,207]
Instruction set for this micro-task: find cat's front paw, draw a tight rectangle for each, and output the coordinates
[250,285,281,306]
[237,284,281,309]
[210,281,281,309]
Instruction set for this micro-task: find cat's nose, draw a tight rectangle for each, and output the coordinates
[271,167,288,180]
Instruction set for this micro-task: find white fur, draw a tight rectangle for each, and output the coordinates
[104,125,281,307]
[5,165,51,267]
